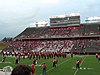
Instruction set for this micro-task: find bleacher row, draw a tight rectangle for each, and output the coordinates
[16,24,100,39]
[3,39,100,54]
[5,40,73,52]
[72,39,100,54]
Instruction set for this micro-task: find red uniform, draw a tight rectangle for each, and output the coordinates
[43,63,46,75]
[76,60,81,69]
[43,63,46,68]
[32,64,36,75]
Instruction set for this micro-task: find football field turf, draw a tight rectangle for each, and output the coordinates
[0,54,100,75]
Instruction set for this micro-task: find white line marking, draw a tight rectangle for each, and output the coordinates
[87,68,93,70]
[74,56,86,75]
[74,69,78,75]
[72,67,94,70]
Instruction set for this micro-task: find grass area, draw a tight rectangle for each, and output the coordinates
[0,42,7,50]
[0,54,100,75]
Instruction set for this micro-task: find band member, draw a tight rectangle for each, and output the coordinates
[76,59,82,69]
[15,56,19,64]
[53,58,58,67]
[33,58,37,65]
[2,55,6,62]
[32,64,36,75]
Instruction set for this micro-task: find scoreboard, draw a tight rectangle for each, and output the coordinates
[50,13,80,27]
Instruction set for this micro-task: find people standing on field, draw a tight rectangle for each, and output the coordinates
[71,53,73,58]
[33,58,37,65]
[76,59,82,69]
[97,54,100,62]
[76,60,80,69]
[2,55,6,62]
[53,58,58,67]
[96,53,98,58]
[32,64,36,75]
[42,63,47,75]
[15,56,19,64]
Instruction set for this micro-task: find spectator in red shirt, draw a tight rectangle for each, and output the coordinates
[43,63,47,75]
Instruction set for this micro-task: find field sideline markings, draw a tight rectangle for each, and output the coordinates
[73,56,86,75]
[72,67,94,70]
[47,58,71,73]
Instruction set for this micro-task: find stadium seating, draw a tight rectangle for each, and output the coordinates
[2,23,100,54]
[72,39,100,54]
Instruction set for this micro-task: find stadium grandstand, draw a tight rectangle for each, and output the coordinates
[2,13,100,55]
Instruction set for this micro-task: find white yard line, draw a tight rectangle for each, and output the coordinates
[73,56,86,75]
[74,68,78,75]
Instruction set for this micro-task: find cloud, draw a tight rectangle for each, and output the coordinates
[0,0,100,40]
[43,0,60,4]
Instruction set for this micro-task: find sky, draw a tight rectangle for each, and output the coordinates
[0,0,100,40]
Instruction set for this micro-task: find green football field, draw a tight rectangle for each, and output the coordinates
[0,54,100,75]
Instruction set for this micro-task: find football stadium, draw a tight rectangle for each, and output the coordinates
[0,13,100,75]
